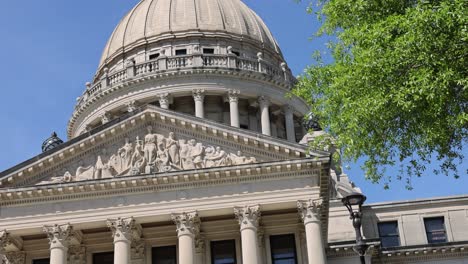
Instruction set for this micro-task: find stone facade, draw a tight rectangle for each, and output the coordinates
[1,0,467,264]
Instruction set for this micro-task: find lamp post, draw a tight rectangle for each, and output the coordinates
[342,192,368,264]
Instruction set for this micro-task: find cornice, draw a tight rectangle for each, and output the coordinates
[1,106,315,188]
[0,158,327,207]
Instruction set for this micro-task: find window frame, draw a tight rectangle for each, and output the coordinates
[92,252,114,264]
[269,234,298,264]
[175,49,188,56]
[424,216,447,244]
[377,221,401,248]
[152,245,178,264]
[210,239,237,264]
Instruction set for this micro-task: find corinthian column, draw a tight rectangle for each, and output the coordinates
[298,199,327,264]
[234,205,261,264]
[43,224,72,264]
[172,212,200,264]
[283,105,296,142]
[107,217,139,264]
[193,89,205,118]
[228,90,240,128]
[258,96,271,136]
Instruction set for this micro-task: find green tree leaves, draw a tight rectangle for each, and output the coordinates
[294,0,467,188]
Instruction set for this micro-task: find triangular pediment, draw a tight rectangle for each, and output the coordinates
[0,106,320,188]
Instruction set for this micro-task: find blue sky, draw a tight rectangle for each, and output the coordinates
[0,0,465,203]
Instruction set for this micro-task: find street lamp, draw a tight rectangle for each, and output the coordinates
[342,192,368,264]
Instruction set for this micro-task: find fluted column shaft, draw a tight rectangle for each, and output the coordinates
[235,206,261,264]
[258,97,271,136]
[298,200,327,264]
[193,90,205,118]
[172,212,200,264]
[43,224,72,264]
[228,90,240,128]
[284,105,296,142]
[107,217,137,264]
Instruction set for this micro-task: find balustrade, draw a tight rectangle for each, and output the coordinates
[79,53,292,107]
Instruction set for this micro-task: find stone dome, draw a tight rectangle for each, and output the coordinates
[98,0,281,71]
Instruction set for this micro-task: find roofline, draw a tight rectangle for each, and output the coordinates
[364,194,468,209]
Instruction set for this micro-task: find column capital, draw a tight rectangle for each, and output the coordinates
[100,112,111,124]
[227,89,240,103]
[0,230,10,250]
[192,89,206,102]
[283,104,294,115]
[2,251,26,264]
[297,199,323,225]
[172,211,200,238]
[107,217,141,243]
[126,100,137,113]
[234,205,261,231]
[258,96,270,108]
[43,224,73,250]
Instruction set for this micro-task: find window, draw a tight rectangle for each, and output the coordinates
[211,240,237,264]
[232,51,240,56]
[175,49,187,56]
[33,259,50,264]
[93,252,113,264]
[203,48,215,54]
[149,53,160,60]
[152,245,177,264]
[424,217,447,244]
[378,221,400,248]
[270,234,298,264]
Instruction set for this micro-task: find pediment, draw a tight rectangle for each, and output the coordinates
[0,106,315,188]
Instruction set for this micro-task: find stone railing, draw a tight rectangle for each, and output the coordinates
[79,53,293,107]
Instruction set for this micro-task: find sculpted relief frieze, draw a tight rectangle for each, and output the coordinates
[38,127,258,185]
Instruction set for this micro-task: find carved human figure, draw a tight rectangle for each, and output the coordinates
[179,139,194,170]
[143,126,158,165]
[156,143,170,172]
[228,151,257,165]
[205,146,227,167]
[166,132,180,167]
[117,138,133,174]
[130,137,146,175]
[188,139,204,169]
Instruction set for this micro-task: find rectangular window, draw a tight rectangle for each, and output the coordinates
[93,252,113,264]
[149,53,160,60]
[33,259,50,264]
[211,240,237,264]
[203,48,215,54]
[270,234,298,264]
[378,221,400,248]
[175,49,187,56]
[424,217,447,244]
[152,245,177,264]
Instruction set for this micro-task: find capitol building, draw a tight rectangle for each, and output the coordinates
[1,0,467,264]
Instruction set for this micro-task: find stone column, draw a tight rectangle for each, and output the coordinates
[228,90,240,128]
[284,105,296,142]
[107,217,138,264]
[193,89,206,118]
[234,205,261,264]
[43,224,72,264]
[158,93,170,109]
[297,199,327,264]
[195,235,205,264]
[258,96,271,136]
[172,212,200,264]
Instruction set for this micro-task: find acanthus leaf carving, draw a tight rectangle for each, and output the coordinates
[38,129,258,185]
